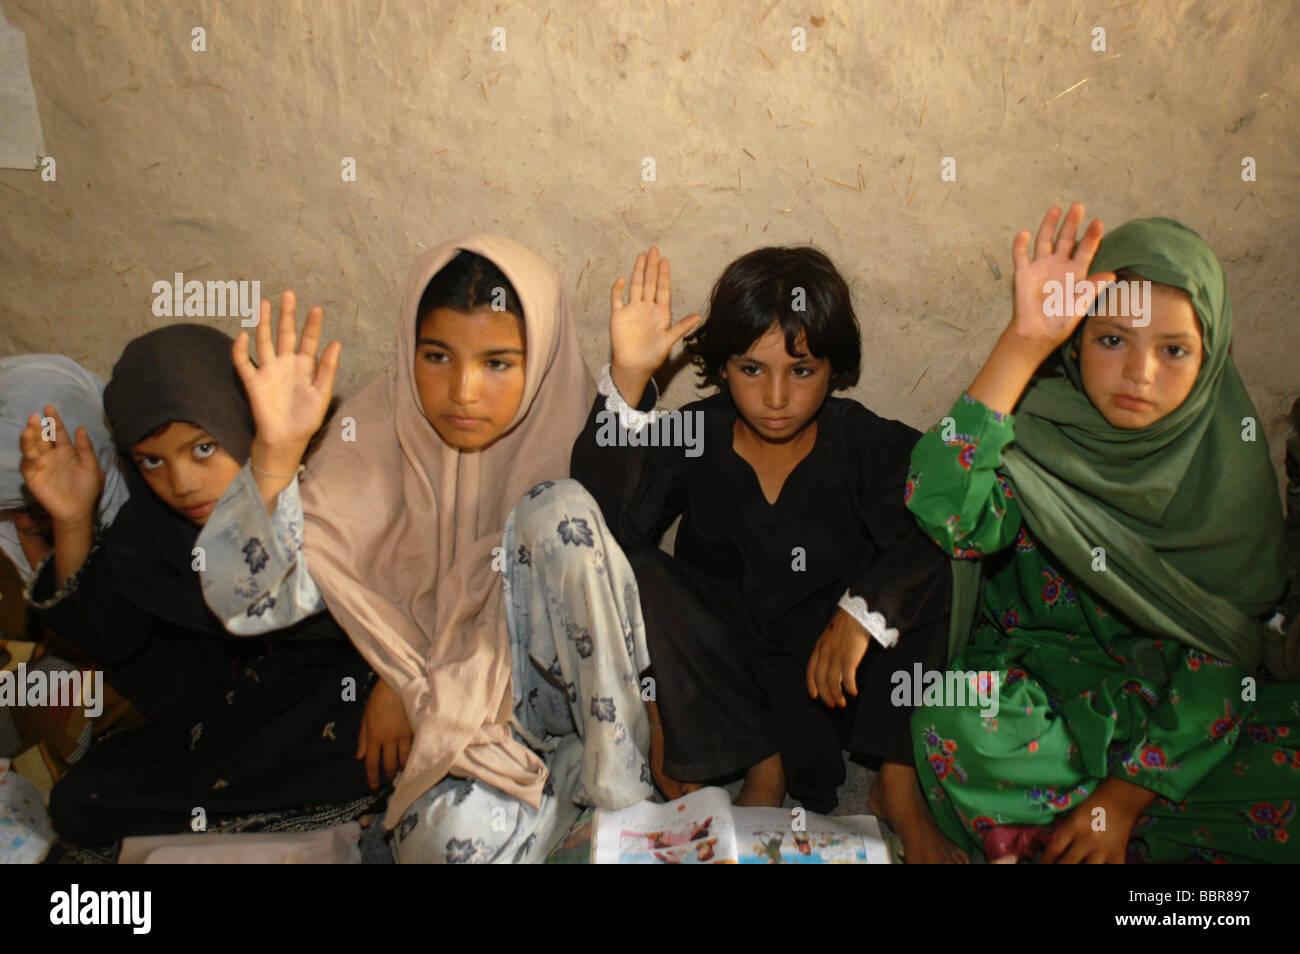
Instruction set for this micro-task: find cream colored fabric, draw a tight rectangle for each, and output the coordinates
[299,235,594,828]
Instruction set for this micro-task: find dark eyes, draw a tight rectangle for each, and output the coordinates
[421,351,515,371]
[737,363,814,377]
[138,442,218,471]
[1096,336,1189,359]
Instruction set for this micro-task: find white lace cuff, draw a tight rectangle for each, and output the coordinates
[597,363,662,435]
[837,589,900,648]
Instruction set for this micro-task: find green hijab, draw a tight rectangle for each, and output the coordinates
[948,217,1285,675]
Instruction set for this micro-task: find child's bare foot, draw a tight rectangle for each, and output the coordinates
[868,761,969,864]
[734,753,785,807]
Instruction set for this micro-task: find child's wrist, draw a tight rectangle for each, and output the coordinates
[250,437,306,477]
[1094,775,1158,818]
[994,329,1055,369]
[52,512,96,535]
[609,365,653,406]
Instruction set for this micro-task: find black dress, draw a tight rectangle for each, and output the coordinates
[571,379,950,812]
[27,532,376,846]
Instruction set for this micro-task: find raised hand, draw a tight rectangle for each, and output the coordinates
[608,247,701,404]
[967,202,1117,416]
[1007,203,1115,361]
[18,405,104,526]
[232,290,341,462]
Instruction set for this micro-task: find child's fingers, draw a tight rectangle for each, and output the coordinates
[1040,827,1068,864]
[231,332,256,383]
[365,744,381,789]
[817,649,838,707]
[316,340,342,398]
[654,256,671,306]
[1072,219,1105,267]
[829,662,845,707]
[44,406,72,447]
[642,247,660,302]
[255,298,274,362]
[610,276,627,314]
[73,425,97,463]
[1034,206,1062,259]
[355,723,367,760]
[1053,203,1085,258]
[299,304,324,358]
[277,290,298,356]
[628,253,647,302]
[842,652,859,699]
[1011,229,1031,272]
[667,314,702,347]
[1079,270,1118,318]
[19,414,46,458]
[806,646,821,699]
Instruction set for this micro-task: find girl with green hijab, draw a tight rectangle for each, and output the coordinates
[906,203,1297,863]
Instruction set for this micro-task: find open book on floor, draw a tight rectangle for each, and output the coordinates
[592,786,890,864]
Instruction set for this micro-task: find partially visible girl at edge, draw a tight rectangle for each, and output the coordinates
[194,235,654,863]
[907,204,1299,863]
[19,315,377,846]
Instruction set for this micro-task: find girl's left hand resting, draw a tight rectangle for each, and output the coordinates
[356,677,413,790]
[806,609,871,708]
[1040,776,1156,863]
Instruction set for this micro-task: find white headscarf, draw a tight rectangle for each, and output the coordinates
[0,355,130,580]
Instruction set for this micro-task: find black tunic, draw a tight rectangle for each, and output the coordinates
[571,382,950,811]
[28,537,375,846]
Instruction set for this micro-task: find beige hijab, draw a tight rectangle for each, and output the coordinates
[300,234,595,827]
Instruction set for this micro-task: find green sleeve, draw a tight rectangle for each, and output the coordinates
[905,392,1023,558]
[1109,647,1255,803]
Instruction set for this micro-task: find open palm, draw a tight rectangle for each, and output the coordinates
[610,247,701,375]
[1010,203,1116,356]
[19,405,104,525]
[232,291,341,454]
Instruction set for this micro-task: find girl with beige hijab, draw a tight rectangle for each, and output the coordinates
[196,235,655,862]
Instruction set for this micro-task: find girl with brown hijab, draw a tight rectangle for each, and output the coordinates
[197,235,655,862]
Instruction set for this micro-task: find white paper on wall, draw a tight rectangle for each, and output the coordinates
[0,7,46,170]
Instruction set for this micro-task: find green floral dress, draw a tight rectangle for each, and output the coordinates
[906,392,1300,862]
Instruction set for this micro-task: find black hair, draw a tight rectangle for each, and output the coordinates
[416,250,525,340]
[684,246,861,391]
